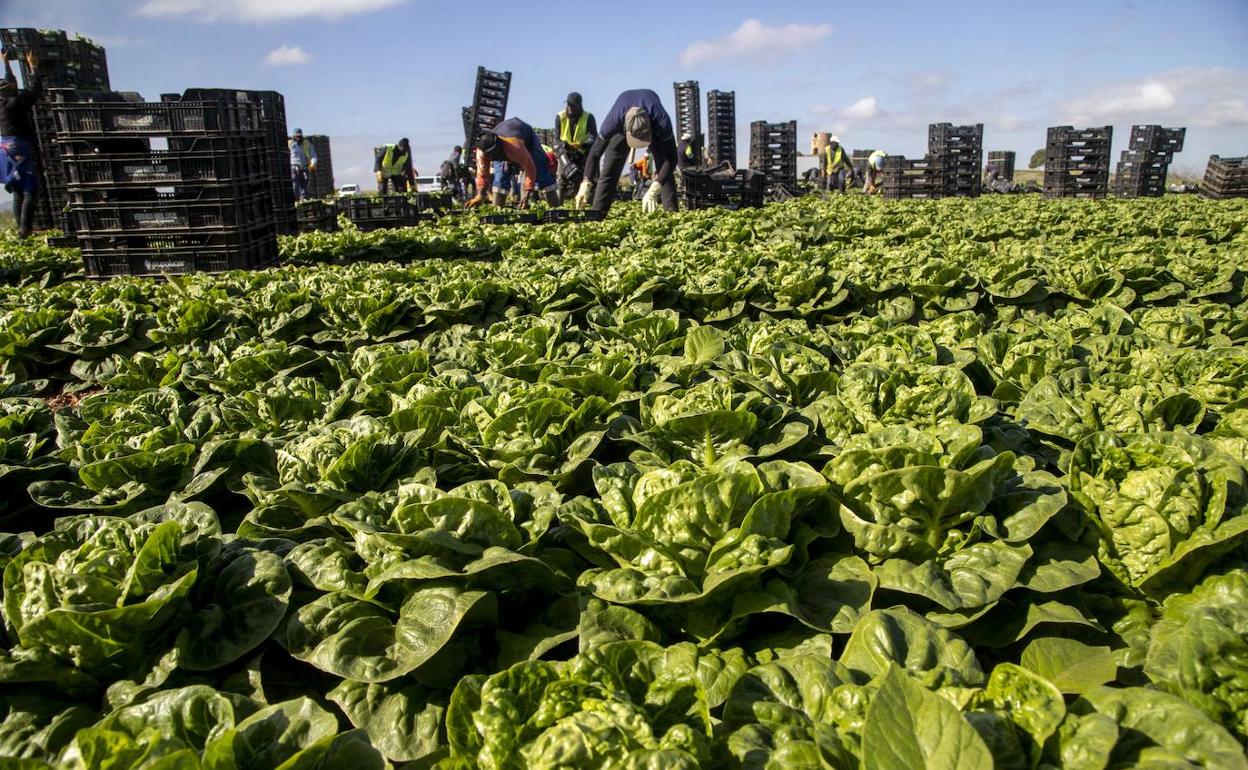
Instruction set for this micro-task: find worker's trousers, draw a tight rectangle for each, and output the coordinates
[591,134,677,213]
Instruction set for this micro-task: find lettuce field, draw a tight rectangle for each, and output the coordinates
[2,195,1248,769]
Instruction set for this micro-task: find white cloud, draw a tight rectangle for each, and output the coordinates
[680,19,831,67]
[136,0,407,23]
[1058,68,1247,127]
[263,45,311,66]
[842,96,878,120]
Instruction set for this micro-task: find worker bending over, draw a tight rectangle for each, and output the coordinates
[576,89,677,214]
[554,92,597,200]
[468,117,559,209]
[375,138,415,194]
[863,150,887,195]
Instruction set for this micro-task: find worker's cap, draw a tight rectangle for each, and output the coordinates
[870,153,886,170]
[292,127,303,136]
[829,135,840,144]
[476,132,500,156]
[399,137,410,149]
[566,92,582,110]
[624,107,652,149]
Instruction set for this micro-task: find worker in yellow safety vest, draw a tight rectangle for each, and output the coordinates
[374,138,415,194]
[677,131,704,169]
[822,135,855,193]
[554,92,598,200]
[863,150,888,195]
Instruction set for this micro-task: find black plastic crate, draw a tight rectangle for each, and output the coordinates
[61,137,269,187]
[71,188,273,234]
[480,212,540,225]
[680,167,765,210]
[416,191,453,213]
[1129,125,1185,153]
[336,195,420,230]
[52,98,264,137]
[80,229,278,277]
[296,201,339,232]
[541,209,606,224]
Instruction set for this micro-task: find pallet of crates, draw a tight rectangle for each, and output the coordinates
[673,80,701,143]
[987,151,1015,181]
[929,123,983,197]
[306,134,335,199]
[466,67,511,170]
[1201,156,1248,199]
[680,164,765,210]
[881,156,944,200]
[52,90,280,277]
[1129,125,1185,154]
[706,90,736,167]
[336,195,420,231]
[748,120,797,188]
[1044,126,1112,198]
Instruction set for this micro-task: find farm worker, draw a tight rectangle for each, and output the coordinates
[440,145,469,200]
[467,117,559,209]
[554,92,597,199]
[862,150,887,195]
[822,135,855,193]
[289,128,318,201]
[677,131,703,169]
[575,89,678,214]
[984,161,1001,186]
[374,138,415,194]
[0,48,42,240]
[631,151,654,199]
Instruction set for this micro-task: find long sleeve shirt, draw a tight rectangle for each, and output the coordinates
[474,118,541,193]
[289,138,317,169]
[0,70,42,141]
[374,145,415,178]
[585,90,677,185]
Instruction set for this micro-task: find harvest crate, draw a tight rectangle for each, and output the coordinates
[748,120,797,188]
[80,228,278,278]
[466,67,511,165]
[70,188,272,234]
[1129,125,1185,153]
[296,200,339,232]
[306,135,335,199]
[337,195,420,230]
[480,212,540,225]
[416,192,453,213]
[680,166,765,210]
[987,151,1015,181]
[673,81,701,142]
[541,209,606,224]
[61,136,268,187]
[1201,155,1248,199]
[1,28,110,90]
[53,97,263,137]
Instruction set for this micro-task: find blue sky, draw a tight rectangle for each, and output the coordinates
[3,0,1247,190]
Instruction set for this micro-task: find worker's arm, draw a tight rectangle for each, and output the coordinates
[583,135,608,184]
[651,138,677,186]
[307,142,317,166]
[585,113,598,145]
[474,149,492,193]
[373,150,383,174]
[502,138,538,192]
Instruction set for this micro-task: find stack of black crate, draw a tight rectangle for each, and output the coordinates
[748,121,797,189]
[1201,156,1248,200]
[929,123,983,197]
[673,81,701,153]
[1044,126,1112,198]
[1,28,111,231]
[851,149,874,180]
[706,90,735,168]
[881,156,944,199]
[53,89,281,276]
[306,134,335,199]
[1114,125,1184,198]
[534,127,556,149]
[988,151,1015,181]
[465,67,510,173]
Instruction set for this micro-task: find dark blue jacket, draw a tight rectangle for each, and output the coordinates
[598,89,674,143]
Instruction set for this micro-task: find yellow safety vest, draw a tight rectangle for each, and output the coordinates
[381,145,409,176]
[823,145,845,173]
[684,143,694,159]
[559,110,589,149]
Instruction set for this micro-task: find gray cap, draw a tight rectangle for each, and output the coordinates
[624,107,652,149]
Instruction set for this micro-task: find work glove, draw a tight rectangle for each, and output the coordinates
[641,182,662,213]
[309,162,317,172]
[375,171,383,184]
[574,180,592,209]
[466,195,484,208]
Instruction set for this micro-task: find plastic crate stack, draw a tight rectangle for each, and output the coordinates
[679,165,764,210]
[1201,156,1248,200]
[881,156,944,199]
[706,90,735,168]
[929,123,983,197]
[533,127,556,149]
[52,89,282,277]
[465,67,511,171]
[851,149,874,179]
[748,120,797,189]
[1,28,111,231]
[296,200,337,233]
[988,151,1015,181]
[673,81,701,147]
[336,196,421,231]
[1114,125,1184,198]
[306,134,335,199]
[1044,126,1112,199]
